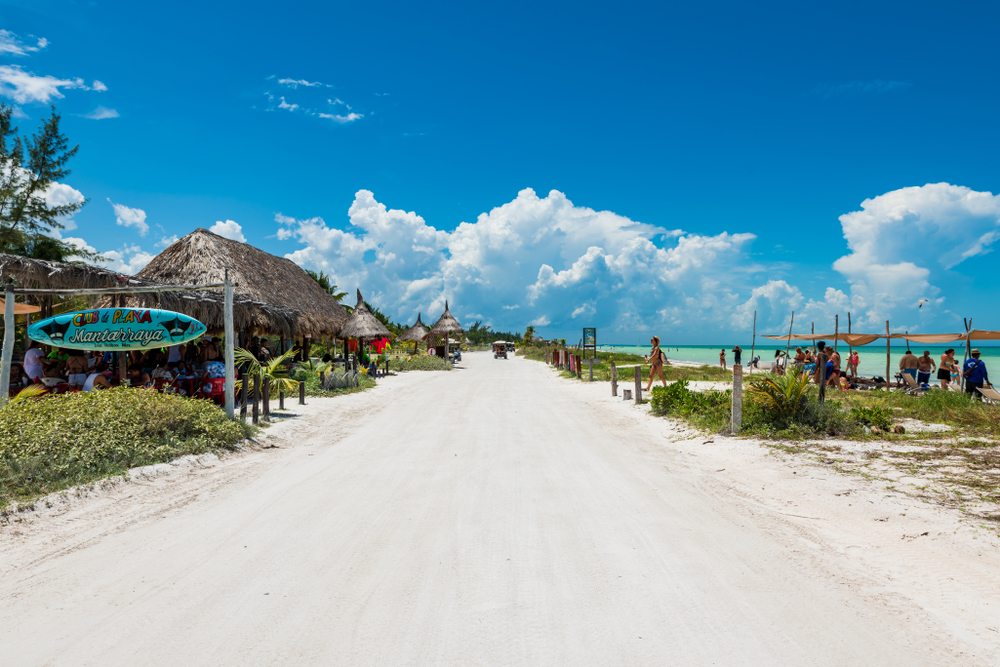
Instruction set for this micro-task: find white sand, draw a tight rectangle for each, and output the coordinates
[1,352,999,665]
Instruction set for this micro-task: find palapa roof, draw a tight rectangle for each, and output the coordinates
[429,300,463,335]
[397,313,428,343]
[339,289,390,339]
[129,228,348,337]
[0,252,129,290]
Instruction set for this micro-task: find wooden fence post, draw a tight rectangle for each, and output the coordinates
[299,380,306,405]
[634,365,642,404]
[611,361,618,396]
[576,355,582,379]
[319,371,326,388]
[732,364,742,434]
[240,372,248,421]
[279,385,285,411]
[262,376,270,422]
[252,374,260,425]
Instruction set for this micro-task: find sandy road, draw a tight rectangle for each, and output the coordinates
[2,352,999,666]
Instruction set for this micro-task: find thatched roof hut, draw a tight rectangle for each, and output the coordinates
[397,313,428,343]
[339,289,390,339]
[128,228,348,337]
[430,300,463,334]
[0,252,129,290]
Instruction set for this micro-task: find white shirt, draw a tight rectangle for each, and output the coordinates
[23,348,45,379]
[167,345,182,363]
[83,373,100,392]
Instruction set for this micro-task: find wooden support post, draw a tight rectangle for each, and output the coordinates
[885,320,891,390]
[834,314,839,354]
[847,312,853,374]
[240,372,248,421]
[749,310,756,374]
[784,311,794,369]
[262,376,270,422]
[576,355,582,379]
[252,374,260,425]
[223,270,235,419]
[634,365,642,404]
[279,385,285,410]
[0,284,14,405]
[588,359,593,382]
[319,371,326,388]
[299,380,305,405]
[732,363,743,434]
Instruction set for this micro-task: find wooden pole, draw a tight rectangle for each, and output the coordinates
[299,379,306,405]
[279,385,285,410]
[634,365,642,404]
[252,373,260,425]
[732,363,742,433]
[240,372,248,421]
[784,311,794,369]
[611,360,618,396]
[834,314,839,354]
[223,270,235,419]
[885,320,891,390]
[0,284,14,405]
[847,312,853,374]
[749,310,756,374]
[962,318,973,392]
[262,376,270,422]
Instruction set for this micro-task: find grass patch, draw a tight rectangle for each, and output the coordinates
[289,369,377,398]
[0,388,253,510]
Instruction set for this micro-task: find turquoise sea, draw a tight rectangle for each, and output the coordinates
[598,343,1000,379]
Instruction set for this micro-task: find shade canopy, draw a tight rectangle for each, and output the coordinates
[762,333,882,346]
[339,290,390,339]
[0,298,41,315]
[762,331,994,345]
[396,313,429,343]
[430,300,463,334]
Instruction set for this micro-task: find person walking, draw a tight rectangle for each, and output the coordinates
[644,336,670,391]
[719,348,727,370]
[939,348,958,390]
[963,349,991,399]
[848,350,859,376]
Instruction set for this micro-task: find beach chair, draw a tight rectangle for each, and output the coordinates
[901,372,926,395]
[977,387,1000,405]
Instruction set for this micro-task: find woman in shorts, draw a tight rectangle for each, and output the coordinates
[938,348,958,390]
[645,336,670,390]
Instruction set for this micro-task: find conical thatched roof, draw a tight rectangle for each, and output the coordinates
[397,313,428,343]
[128,228,348,337]
[339,289,390,339]
[430,300,463,334]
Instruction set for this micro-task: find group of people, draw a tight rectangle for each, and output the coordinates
[9,336,249,395]
[897,348,992,396]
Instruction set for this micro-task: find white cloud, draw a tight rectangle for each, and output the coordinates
[157,235,179,248]
[277,96,298,112]
[0,65,88,104]
[318,112,363,123]
[91,80,107,92]
[529,315,551,327]
[0,30,47,56]
[84,106,118,120]
[832,183,1000,326]
[210,220,246,243]
[64,238,155,275]
[278,78,328,88]
[107,198,149,236]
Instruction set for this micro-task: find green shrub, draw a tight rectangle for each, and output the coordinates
[0,388,253,508]
[392,355,453,372]
[849,405,892,431]
[650,381,732,431]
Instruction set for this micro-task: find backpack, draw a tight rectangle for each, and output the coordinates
[963,360,982,380]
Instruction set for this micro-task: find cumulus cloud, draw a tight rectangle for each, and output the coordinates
[318,112,363,123]
[84,106,118,120]
[157,235,179,248]
[277,97,298,112]
[107,198,149,236]
[210,220,246,242]
[277,78,328,88]
[0,30,47,56]
[64,238,155,275]
[832,183,1000,327]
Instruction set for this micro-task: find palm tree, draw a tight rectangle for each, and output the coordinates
[523,325,536,345]
[305,270,348,303]
[233,347,300,396]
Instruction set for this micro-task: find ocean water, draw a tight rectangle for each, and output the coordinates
[598,343,1000,379]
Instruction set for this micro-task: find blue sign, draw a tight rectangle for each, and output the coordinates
[28,308,207,351]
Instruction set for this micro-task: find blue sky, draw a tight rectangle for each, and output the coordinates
[3,0,1000,342]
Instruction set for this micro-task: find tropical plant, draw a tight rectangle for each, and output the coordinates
[746,369,812,422]
[523,325,536,345]
[234,347,300,395]
[8,384,48,404]
[305,270,348,302]
[295,356,331,374]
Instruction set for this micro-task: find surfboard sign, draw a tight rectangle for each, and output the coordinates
[28,308,207,351]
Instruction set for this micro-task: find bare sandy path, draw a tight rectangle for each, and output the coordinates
[1,352,998,666]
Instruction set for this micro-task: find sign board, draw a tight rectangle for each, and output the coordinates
[28,308,207,351]
[582,327,597,360]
